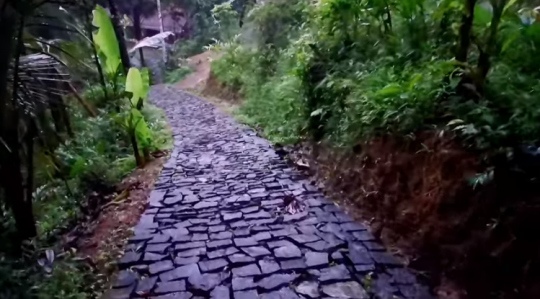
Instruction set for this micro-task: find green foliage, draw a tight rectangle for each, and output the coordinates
[92,5,121,75]
[212,0,540,152]
[126,68,149,106]
[0,2,172,299]
[165,66,193,84]
[0,251,96,299]
[212,1,240,41]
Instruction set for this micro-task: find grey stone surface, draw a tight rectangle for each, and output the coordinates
[210,285,230,299]
[155,280,186,294]
[258,273,300,290]
[188,272,229,291]
[321,281,368,298]
[295,281,320,298]
[228,253,255,264]
[260,287,301,299]
[177,247,207,257]
[280,258,307,270]
[174,256,200,266]
[135,276,157,295]
[160,264,200,282]
[198,258,228,272]
[305,251,329,267]
[113,270,137,288]
[274,244,302,258]
[234,237,258,247]
[259,258,281,274]
[319,265,351,282]
[102,284,135,299]
[234,290,259,299]
[232,277,257,291]
[241,246,271,257]
[149,260,174,275]
[232,263,261,277]
[105,86,432,299]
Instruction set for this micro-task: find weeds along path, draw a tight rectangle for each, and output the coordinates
[104,84,433,299]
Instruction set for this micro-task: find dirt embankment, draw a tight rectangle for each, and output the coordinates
[287,133,540,299]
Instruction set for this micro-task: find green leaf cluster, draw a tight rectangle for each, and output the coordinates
[212,0,540,151]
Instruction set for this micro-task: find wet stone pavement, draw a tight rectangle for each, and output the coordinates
[104,85,433,299]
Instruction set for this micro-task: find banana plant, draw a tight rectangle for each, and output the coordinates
[92,5,153,167]
[123,67,152,167]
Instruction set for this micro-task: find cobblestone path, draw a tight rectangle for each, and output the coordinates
[105,85,433,299]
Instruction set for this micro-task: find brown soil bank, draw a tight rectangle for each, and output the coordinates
[299,132,540,298]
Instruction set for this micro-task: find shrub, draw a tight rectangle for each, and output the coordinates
[165,66,193,84]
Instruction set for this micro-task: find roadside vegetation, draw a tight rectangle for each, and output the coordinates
[0,1,171,298]
[205,0,540,297]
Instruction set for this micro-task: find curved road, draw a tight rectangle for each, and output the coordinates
[104,85,433,299]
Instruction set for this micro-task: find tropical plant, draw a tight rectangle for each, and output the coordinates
[92,4,155,166]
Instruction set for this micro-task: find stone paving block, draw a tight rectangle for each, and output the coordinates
[305,251,329,267]
[280,259,307,271]
[207,247,239,259]
[207,239,233,249]
[234,289,259,299]
[228,253,255,264]
[260,287,301,299]
[188,272,229,291]
[177,247,207,257]
[274,244,302,258]
[241,246,271,257]
[232,277,257,291]
[160,264,200,282]
[199,258,229,272]
[232,263,261,277]
[154,280,186,294]
[135,276,157,295]
[210,285,230,299]
[113,270,137,288]
[234,237,258,247]
[258,273,300,290]
[259,258,281,274]
[149,260,175,275]
[321,281,368,298]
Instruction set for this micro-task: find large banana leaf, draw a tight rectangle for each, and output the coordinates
[92,5,121,75]
[125,67,150,106]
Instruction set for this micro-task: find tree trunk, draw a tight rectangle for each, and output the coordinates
[0,10,37,239]
[107,0,131,74]
[156,0,167,64]
[474,0,506,91]
[87,9,108,103]
[132,6,146,67]
[130,133,144,167]
[456,0,477,62]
